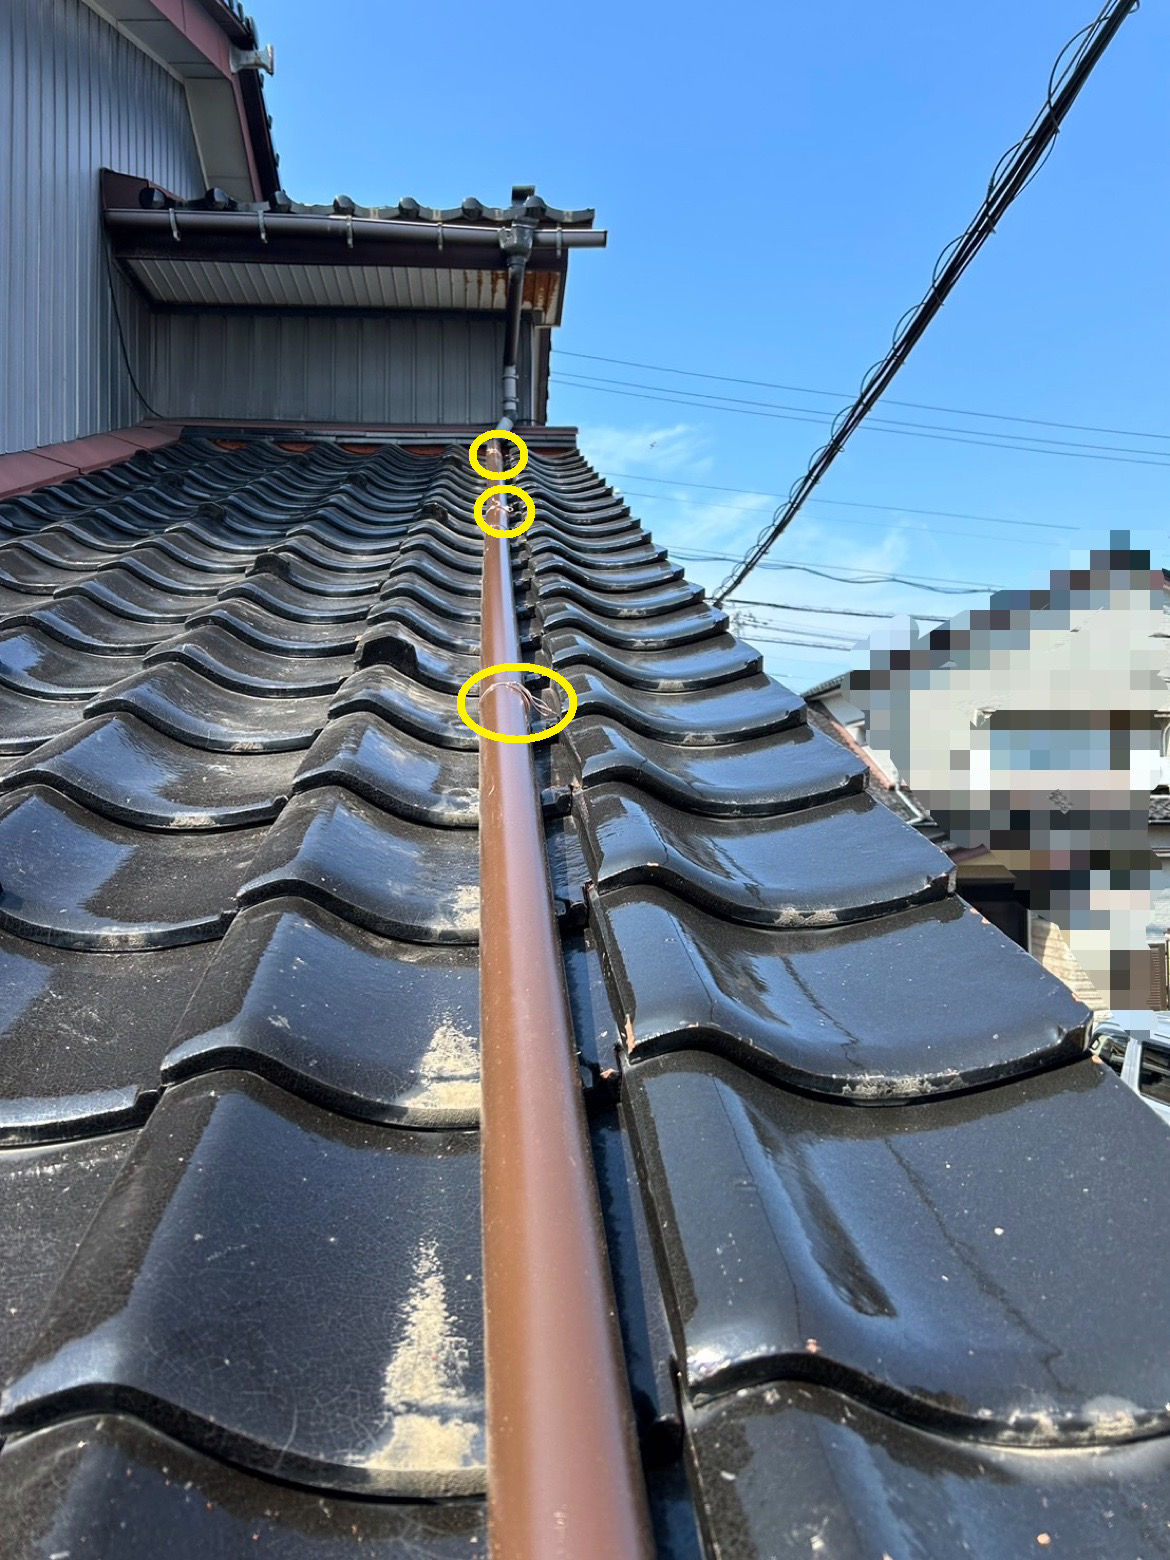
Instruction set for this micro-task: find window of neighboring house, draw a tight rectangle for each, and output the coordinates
[990,725,1117,771]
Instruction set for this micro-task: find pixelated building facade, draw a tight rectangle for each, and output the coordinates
[814,538,1169,1013]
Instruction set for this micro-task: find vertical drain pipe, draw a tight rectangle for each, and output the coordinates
[478,438,654,1560]
[498,221,534,429]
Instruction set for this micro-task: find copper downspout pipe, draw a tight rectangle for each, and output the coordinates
[477,441,654,1560]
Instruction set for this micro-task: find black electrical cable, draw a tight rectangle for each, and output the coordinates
[712,0,1141,606]
[102,235,166,420]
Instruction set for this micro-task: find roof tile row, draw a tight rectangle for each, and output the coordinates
[524,468,1170,1555]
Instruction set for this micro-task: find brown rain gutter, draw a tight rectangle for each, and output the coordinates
[104,208,607,251]
[477,442,654,1560]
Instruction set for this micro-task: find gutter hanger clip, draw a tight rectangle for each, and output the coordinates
[230,43,275,74]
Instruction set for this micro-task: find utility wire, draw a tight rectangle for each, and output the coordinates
[617,487,1067,548]
[673,547,994,593]
[728,597,907,619]
[712,0,1141,606]
[559,370,1170,462]
[554,375,1170,469]
[604,470,1076,531]
[556,348,1170,445]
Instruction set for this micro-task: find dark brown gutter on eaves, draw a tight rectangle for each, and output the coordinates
[104,208,606,261]
[477,443,654,1560]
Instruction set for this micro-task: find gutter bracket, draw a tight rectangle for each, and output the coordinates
[230,43,275,74]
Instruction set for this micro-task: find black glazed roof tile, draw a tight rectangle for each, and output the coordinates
[567,667,805,743]
[164,898,480,1127]
[686,1382,1170,1560]
[399,537,482,578]
[14,594,179,652]
[246,551,384,598]
[530,533,667,564]
[536,571,703,617]
[0,936,215,1142]
[86,665,333,751]
[531,553,685,590]
[590,1108,681,1460]
[365,598,483,654]
[238,785,480,943]
[190,598,360,655]
[566,714,866,815]
[623,1049,1170,1440]
[294,712,480,827]
[389,552,483,597]
[358,625,482,690]
[0,787,259,949]
[594,887,1090,1096]
[144,624,354,695]
[102,550,243,594]
[561,924,625,1096]
[0,627,142,698]
[538,599,728,650]
[0,685,91,752]
[0,1416,487,1559]
[217,575,375,622]
[0,550,86,593]
[0,1132,136,1382]
[0,713,298,828]
[381,569,488,621]
[578,784,954,926]
[548,629,762,692]
[331,666,479,751]
[0,1071,485,1496]
[59,572,219,621]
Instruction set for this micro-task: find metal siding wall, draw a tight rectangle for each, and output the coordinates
[149,313,508,426]
[1,0,204,454]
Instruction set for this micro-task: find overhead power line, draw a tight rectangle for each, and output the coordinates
[672,547,994,593]
[616,487,1067,548]
[603,469,1076,530]
[729,598,902,619]
[554,374,1170,469]
[556,348,1170,445]
[712,0,1141,606]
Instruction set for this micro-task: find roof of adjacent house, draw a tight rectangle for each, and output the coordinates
[2,434,1170,1555]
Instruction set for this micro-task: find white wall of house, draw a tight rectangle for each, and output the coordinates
[834,546,1169,1008]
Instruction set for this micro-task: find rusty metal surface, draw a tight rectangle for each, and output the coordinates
[476,441,654,1560]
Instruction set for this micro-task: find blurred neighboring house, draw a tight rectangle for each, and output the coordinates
[805,535,1169,1016]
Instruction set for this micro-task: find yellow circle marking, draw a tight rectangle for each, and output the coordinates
[457,662,577,744]
[469,430,529,480]
[474,484,534,538]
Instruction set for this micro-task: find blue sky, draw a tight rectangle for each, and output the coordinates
[263,0,1169,689]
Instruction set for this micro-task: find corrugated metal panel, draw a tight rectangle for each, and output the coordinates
[0,0,204,455]
[130,259,516,313]
[149,312,528,426]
